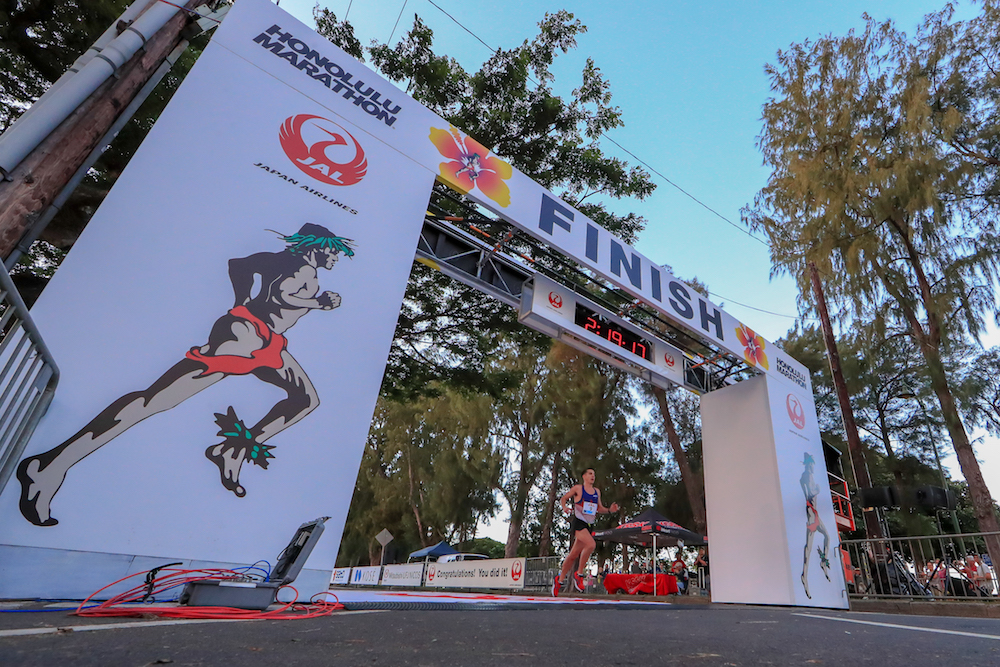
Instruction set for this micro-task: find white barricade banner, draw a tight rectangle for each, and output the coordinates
[425,558,526,589]
[380,563,425,586]
[331,568,351,586]
[350,566,382,586]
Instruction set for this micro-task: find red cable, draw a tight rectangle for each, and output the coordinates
[74,568,343,619]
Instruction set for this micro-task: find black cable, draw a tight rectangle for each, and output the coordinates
[388,0,409,43]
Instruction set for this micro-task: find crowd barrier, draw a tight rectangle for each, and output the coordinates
[331,557,533,591]
[842,531,1000,601]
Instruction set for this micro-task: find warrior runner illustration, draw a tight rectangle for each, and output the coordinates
[800,452,831,598]
[17,223,354,526]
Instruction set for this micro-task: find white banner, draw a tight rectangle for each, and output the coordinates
[380,563,425,586]
[211,0,809,385]
[0,0,433,599]
[424,558,526,589]
[350,566,382,586]
[330,568,351,586]
[766,374,848,608]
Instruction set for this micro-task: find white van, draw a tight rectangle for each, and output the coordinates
[437,553,489,563]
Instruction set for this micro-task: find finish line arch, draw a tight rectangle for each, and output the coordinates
[0,0,846,609]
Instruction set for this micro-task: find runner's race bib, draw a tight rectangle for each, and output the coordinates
[582,501,597,517]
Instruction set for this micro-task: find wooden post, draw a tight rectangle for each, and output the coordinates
[0,2,204,260]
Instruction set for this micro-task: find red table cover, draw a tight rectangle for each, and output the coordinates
[603,573,678,595]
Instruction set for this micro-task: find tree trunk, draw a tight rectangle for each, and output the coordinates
[652,386,706,534]
[879,221,1000,565]
[537,451,562,557]
[406,445,427,546]
[0,1,203,259]
[809,263,883,539]
[922,341,1000,564]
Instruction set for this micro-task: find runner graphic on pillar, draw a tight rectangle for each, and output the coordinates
[16,223,355,526]
[800,452,831,598]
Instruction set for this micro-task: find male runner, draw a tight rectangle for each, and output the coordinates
[17,223,354,526]
[553,467,619,596]
[800,452,831,598]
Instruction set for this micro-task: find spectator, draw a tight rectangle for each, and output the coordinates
[671,551,689,594]
[694,547,710,594]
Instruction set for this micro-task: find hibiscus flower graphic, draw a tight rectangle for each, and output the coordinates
[429,125,512,207]
[736,323,769,370]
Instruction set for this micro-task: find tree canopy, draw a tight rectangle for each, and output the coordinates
[745,2,1000,559]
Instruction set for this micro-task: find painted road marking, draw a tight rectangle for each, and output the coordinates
[794,613,1000,641]
[0,610,384,639]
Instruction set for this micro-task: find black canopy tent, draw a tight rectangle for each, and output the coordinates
[593,508,706,596]
[407,541,459,562]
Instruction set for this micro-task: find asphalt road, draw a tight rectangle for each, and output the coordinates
[3,602,1000,666]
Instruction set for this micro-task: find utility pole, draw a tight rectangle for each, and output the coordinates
[0,1,211,261]
[808,262,883,539]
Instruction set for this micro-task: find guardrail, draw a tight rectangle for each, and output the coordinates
[0,264,59,497]
[842,532,999,600]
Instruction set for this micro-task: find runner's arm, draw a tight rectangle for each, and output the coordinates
[559,485,580,514]
[277,267,337,310]
[595,489,619,514]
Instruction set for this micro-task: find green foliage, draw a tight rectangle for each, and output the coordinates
[320,9,654,242]
[744,3,1000,542]
[0,0,131,129]
[337,387,503,566]
[455,537,505,560]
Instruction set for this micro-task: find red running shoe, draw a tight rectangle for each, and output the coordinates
[551,575,561,597]
[573,572,585,592]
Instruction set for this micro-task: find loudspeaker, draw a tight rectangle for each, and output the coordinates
[859,486,897,509]
[914,485,957,510]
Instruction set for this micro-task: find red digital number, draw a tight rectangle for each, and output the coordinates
[610,330,624,347]
[584,316,599,332]
[633,342,647,359]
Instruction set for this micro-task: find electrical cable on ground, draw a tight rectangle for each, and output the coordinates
[72,567,343,620]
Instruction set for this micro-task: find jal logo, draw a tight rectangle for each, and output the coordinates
[548,292,563,309]
[786,393,806,429]
[279,114,368,186]
[427,565,435,582]
[664,353,675,368]
[512,561,523,582]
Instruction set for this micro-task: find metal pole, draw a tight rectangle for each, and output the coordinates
[653,535,657,597]
[913,395,961,534]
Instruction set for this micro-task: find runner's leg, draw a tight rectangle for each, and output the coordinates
[18,359,224,525]
[204,352,318,496]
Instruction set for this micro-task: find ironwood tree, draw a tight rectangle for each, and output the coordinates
[744,5,1000,562]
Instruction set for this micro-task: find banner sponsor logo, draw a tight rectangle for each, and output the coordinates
[252,25,402,127]
[548,292,563,309]
[351,566,382,585]
[786,393,806,429]
[735,323,769,370]
[777,357,807,389]
[429,125,512,207]
[381,563,425,585]
[279,114,368,186]
[424,558,526,589]
[331,567,351,585]
[664,352,675,368]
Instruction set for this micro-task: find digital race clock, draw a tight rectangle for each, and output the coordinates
[575,303,653,362]
[518,274,690,391]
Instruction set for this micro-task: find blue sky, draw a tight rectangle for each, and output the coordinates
[267,1,999,518]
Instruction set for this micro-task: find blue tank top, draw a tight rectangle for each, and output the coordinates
[575,486,599,524]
